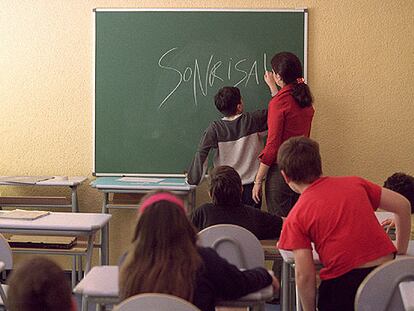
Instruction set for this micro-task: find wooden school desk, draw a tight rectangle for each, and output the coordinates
[0,212,111,275]
[73,265,274,311]
[0,176,87,212]
[90,176,196,264]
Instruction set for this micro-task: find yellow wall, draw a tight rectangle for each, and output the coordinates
[1,0,413,265]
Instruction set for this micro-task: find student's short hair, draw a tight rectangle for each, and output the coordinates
[7,256,73,311]
[209,166,242,207]
[277,136,322,184]
[214,87,241,117]
[384,172,414,213]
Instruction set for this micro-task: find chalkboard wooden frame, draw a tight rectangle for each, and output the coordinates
[93,8,308,176]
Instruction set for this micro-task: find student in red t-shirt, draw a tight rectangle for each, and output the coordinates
[276,136,411,311]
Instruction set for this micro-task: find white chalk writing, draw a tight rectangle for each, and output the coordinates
[158,48,268,109]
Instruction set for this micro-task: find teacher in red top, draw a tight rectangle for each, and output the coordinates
[252,52,315,217]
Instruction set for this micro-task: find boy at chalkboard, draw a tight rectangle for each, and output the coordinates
[187,86,267,208]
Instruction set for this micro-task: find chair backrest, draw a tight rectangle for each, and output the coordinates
[355,257,414,311]
[114,293,201,311]
[197,224,264,269]
[0,234,12,270]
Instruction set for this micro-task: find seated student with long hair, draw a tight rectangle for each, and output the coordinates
[7,256,76,311]
[119,191,279,311]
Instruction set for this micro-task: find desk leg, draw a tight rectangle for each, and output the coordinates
[71,185,79,213]
[190,189,196,211]
[85,234,94,274]
[289,265,297,311]
[77,255,83,281]
[100,192,109,265]
[296,282,303,311]
[281,260,289,311]
[81,296,88,311]
[72,257,76,288]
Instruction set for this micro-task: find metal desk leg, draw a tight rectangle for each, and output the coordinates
[100,192,109,265]
[289,264,296,311]
[281,260,289,311]
[296,282,303,311]
[77,255,83,281]
[191,189,196,211]
[101,223,109,265]
[81,296,88,311]
[71,185,79,213]
[85,234,94,274]
[72,256,76,288]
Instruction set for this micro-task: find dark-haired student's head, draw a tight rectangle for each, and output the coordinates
[271,52,313,108]
[7,256,74,311]
[214,87,242,117]
[277,136,322,186]
[120,191,201,302]
[384,172,414,213]
[209,166,242,207]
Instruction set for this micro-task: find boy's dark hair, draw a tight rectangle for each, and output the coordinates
[7,256,72,311]
[214,87,241,117]
[277,136,322,184]
[383,172,414,213]
[209,165,242,207]
[271,52,313,108]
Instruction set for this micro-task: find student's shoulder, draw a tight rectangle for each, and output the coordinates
[269,89,296,109]
[243,109,267,119]
[207,118,233,133]
[242,204,269,215]
[196,203,214,212]
[324,175,368,186]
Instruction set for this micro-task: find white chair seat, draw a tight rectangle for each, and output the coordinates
[355,257,414,311]
[114,293,200,311]
[198,224,274,310]
[197,224,265,269]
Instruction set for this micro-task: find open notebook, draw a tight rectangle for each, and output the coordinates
[0,209,50,220]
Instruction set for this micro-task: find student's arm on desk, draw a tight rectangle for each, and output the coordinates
[379,188,411,254]
[293,249,316,311]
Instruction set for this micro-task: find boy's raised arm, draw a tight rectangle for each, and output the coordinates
[379,187,411,254]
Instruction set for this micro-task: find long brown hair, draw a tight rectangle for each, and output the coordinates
[119,192,202,302]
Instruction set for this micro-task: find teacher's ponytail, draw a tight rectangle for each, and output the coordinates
[271,52,313,108]
[291,78,313,108]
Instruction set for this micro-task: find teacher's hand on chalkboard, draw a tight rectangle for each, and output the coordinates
[264,71,278,96]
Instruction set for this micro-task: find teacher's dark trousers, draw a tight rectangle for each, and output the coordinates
[265,164,299,217]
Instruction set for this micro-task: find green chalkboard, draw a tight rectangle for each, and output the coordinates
[94,9,307,175]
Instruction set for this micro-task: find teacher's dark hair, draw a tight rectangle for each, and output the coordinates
[271,52,313,108]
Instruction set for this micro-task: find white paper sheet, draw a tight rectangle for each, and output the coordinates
[117,177,164,183]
